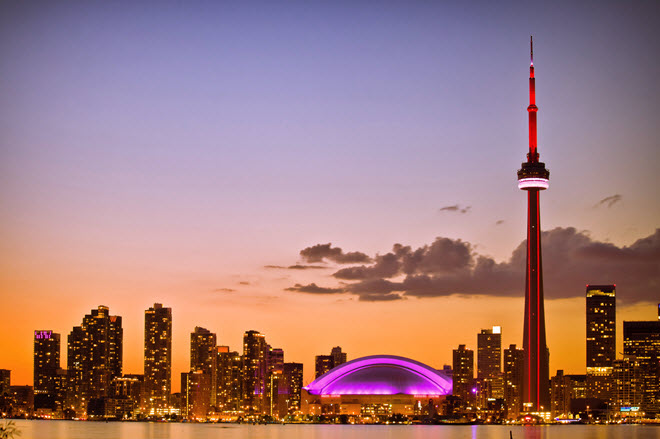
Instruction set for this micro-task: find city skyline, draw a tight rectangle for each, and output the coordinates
[2,1,660,393]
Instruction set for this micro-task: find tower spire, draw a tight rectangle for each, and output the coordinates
[517,38,550,412]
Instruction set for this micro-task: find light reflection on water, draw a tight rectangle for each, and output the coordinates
[9,420,660,439]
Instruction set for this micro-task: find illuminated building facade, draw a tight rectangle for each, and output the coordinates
[0,370,10,395]
[33,330,60,410]
[315,346,348,378]
[623,316,660,416]
[586,285,615,402]
[504,344,524,418]
[242,330,267,414]
[452,344,474,407]
[182,370,210,420]
[66,305,123,415]
[302,355,451,417]
[517,37,550,412]
[190,326,217,406]
[612,356,643,415]
[279,362,303,416]
[144,303,171,416]
[215,346,242,413]
[477,326,503,400]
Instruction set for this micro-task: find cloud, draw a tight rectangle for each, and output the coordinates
[265,264,328,270]
[496,220,505,225]
[300,243,372,264]
[439,204,471,214]
[214,288,235,293]
[239,281,250,285]
[285,228,660,303]
[284,283,345,295]
[595,194,622,208]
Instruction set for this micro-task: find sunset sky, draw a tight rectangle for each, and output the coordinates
[1,1,659,391]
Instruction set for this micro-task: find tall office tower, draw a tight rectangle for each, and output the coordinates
[144,303,172,416]
[190,326,217,406]
[0,369,10,395]
[331,347,347,367]
[623,315,660,415]
[280,362,303,417]
[242,330,267,414]
[264,347,284,417]
[517,37,551,412]
[315,355,334,378]
[612,356,643,413]
[550,370,573,419]
[504,344,524,418]
[33,330,60,410]
[452,344,474,407]
[215,346,242,412]
[478,326,503,400]
[181,370,211,420]
[586,285,616,401]
[67,305,123,415]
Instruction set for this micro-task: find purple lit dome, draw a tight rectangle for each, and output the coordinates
[304,355,452,396]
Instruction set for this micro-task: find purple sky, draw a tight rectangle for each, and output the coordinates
[1,1,659,387]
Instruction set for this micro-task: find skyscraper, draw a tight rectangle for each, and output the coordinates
[215,346,242,412]
[190,326,217,407]
[504,344,524,418]
[144,303,172,416]
[452,344,474,407]
[623,315,660,416]
[33,330,60,410]
[477,326,503,400]
[67,305,123,415]
[586,285,616,401]
[331,347,347,367]
[242,330,267,414]
[517,37,550,412]
[315,346,348,378]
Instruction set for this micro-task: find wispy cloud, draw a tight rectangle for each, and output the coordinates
[264,264,328,270]
[495,220,505,225]
[284,283,345,294]
[595,194,622,208]
[214,288,235,293]
[439,204,471,214]
[300,243,372,264]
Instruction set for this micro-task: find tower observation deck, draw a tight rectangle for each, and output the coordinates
[518,36,550,412]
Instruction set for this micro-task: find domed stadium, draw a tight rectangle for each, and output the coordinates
[301,355,452,417]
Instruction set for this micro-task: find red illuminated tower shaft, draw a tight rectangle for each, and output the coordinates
[517,37,550,412]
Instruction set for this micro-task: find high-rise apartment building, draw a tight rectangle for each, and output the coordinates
[215,346,242,412]
[503,344,524,418]
[190,326,217,406]
[33,330,60,410]
[67,305,123,415]
[331,347,347,367]
[612,356,643,414]
[623,315,660,416]
[452,344,474,407]
[477,326,503,400]
[315,346,347,378]
[280,362,303,417]
[586,285,616,401]
[242,330,267,414]
[0,369,10,395]
[144,303,172,416]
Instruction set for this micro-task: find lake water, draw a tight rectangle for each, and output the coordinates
[7,420,660,439]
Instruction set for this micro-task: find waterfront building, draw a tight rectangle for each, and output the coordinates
[477,326,503,401]
[315,346,348,378]
[302,355,451,417]
[181,370,210,420]
[452,344,474,408]
[242,330,267,414]
[33,330,60,410]
[586,285,616,401]
[144,303,172,416]
[623,314,660,416]
[190,326,217,406]
[0,370,10,396]
[215,346,242,413]
[612,356,643,417]
[503,344,524,418]
[66,305,123,416]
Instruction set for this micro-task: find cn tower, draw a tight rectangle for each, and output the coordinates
[517,36,550,412]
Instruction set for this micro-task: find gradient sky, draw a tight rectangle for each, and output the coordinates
[1,1,659,391]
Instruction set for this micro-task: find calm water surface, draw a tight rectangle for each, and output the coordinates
[9,420,660,439]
